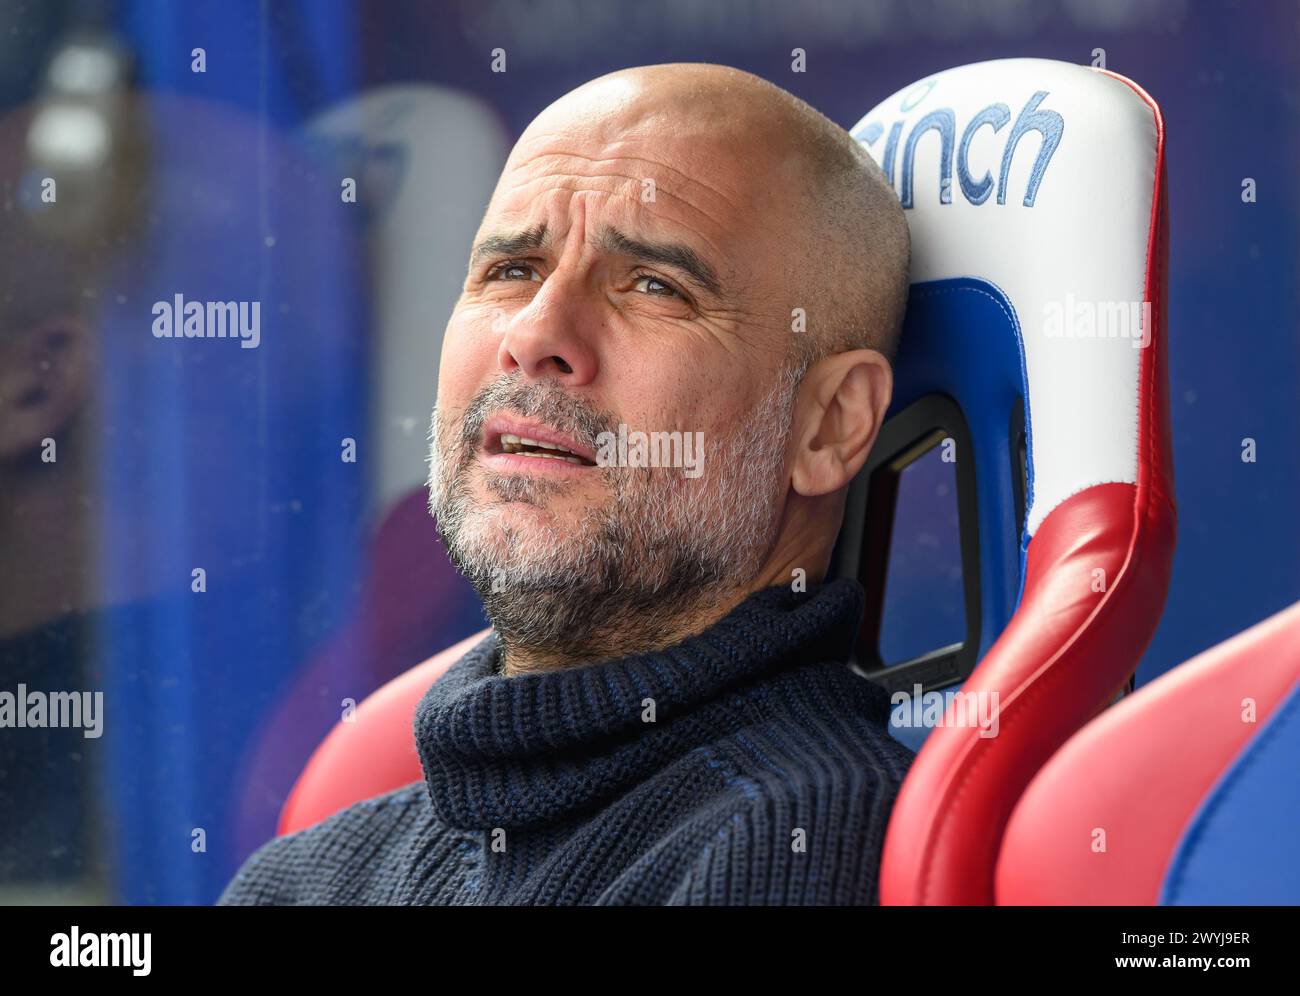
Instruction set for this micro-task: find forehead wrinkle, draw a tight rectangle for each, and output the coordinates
[482,177,735,286]
[500,144,800,299]
[506,146,745,231]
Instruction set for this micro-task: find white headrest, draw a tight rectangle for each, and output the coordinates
[851,58,1163,536]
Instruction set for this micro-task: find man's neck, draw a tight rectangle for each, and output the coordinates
[497,582,752,677]
[496,547,832,677]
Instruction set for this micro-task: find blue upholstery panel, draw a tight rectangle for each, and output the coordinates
[887,277,1031,659]
[884,277,1030,752]
[1159,676,1300,904]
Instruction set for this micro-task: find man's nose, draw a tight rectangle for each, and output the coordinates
[495,272,598,384]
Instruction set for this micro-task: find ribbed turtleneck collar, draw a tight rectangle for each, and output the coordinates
[413,578,865,830]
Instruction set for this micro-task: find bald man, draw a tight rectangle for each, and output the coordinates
[220,63,913,906]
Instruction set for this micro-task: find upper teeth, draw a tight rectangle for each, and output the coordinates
[499,433,586,464]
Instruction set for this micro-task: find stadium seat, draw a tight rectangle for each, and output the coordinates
[997,598,1300,905]
[844,58,1175,904]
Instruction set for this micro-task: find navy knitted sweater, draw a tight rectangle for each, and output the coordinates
[217,579,915,905]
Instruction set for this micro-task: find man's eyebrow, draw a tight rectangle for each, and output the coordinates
[469,223,550,267]
[468,221,723,298]
[596,225,722,297]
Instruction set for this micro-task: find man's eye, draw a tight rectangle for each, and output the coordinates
[486,261,541,282]
[632,273,681,298]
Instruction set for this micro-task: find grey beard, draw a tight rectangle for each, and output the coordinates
[427,367,800,667]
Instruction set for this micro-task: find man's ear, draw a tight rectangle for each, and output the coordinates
[788,348,892,498]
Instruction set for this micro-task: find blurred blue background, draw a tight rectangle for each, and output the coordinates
[0,0,1295,904]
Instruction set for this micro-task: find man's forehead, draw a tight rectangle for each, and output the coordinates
[482,125,798,259]
[502,125,754,207]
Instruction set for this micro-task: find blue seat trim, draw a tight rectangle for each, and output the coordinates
[887,277,1032,658]
[1159,675,1300,904]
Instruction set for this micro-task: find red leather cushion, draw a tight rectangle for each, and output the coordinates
[996,600,1300,905]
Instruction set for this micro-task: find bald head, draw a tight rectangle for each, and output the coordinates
[513,63,911,376]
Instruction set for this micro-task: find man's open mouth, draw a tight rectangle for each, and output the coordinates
[497,433,595,465]
[481,416,600,468]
